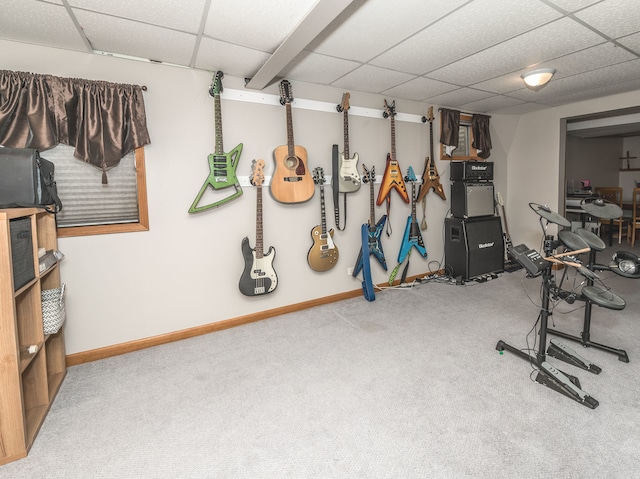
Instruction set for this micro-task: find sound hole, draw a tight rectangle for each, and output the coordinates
[285,156,298,169]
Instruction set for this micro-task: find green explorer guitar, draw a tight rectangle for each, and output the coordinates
[189,71,243,213]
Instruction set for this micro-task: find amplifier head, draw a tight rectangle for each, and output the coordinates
[450,161,494,181]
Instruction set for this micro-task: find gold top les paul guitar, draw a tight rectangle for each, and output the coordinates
[307,167,339,272]
[270,79,315,204]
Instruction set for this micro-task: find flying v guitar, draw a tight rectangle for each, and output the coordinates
[239,159,278,296]
[353,164,387,275]
[189,71,243,213]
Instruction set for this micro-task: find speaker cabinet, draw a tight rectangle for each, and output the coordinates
[451,182,495,218]
[445,216,504,280]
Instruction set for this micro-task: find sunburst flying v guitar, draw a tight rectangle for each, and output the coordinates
[377,99,409,207]
[239,159,278,296]
[307,167,339,272]
[417,106,446,203]
[337,92,360,193]
[397,166,428,264]
[353,164,387,277]
[270,79,314,204]
[189,71,243,213]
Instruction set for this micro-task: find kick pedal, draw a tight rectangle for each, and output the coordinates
[547,338,602,375]
[536,361,599,409]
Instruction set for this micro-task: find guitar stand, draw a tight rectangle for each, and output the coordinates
[496,233,599,409]
[548,244,629,363]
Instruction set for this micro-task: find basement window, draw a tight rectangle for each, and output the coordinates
[442,114,480,161]
[43,144,149,237]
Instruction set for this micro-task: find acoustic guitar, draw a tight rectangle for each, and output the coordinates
[189,71,243,213]
[239,159,278,296]
[417,106,446,203]
[377,99,409,206]
[270,79,314,204]
[307,167,339,272]
[337,92,360,193]
[353,164,387,277]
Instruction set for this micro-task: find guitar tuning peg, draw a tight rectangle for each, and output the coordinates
[336,104,343,113]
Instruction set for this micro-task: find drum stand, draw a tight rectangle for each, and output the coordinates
[496,232,599,409]
[548,244,629,363]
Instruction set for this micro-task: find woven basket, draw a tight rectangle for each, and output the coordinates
[42,284,66,335]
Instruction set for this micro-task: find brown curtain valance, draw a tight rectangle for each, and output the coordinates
[0,70,150,183]
[440,108,460,157]
[471,113,492,159]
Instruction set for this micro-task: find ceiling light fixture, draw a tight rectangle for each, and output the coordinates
[521,68,556,89]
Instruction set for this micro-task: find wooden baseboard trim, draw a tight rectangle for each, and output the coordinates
[66,272,438,367]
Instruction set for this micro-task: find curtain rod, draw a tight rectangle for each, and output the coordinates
[438,107,490,118]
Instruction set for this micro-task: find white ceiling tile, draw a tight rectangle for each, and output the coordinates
[195,38,271,78]
[69,0,206,33]
[544,77,640,106]
[428,17,606,85]
[74,10,196,66]
[203,0,317,53]
[1,0,87,51]
[382,77,459,102]
[543,0,601,12]
[458,96,526,114]
[309,0,467,62]
[331,65,416,94]
[281,52,360,85]
[574,0,640,39]
[491,102,552,114]
[424,88,495,108]
[370,0,562,75]
[618,32,640,55]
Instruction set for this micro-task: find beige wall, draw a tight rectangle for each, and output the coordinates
[3,39,639,355]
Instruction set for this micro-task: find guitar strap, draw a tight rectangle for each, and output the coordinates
[385,196,392,236]
[331,144,348,231]
[420,197,428,230]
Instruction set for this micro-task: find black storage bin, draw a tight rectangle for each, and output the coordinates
[9,217,35,290]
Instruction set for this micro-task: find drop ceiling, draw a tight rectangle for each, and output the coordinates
[3,0,640,116]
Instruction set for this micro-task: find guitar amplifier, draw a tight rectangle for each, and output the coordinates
[451,182,495,218]
[450,161,493,181]
[445,216,504,280]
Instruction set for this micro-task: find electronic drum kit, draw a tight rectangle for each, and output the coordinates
[496,198,638,409]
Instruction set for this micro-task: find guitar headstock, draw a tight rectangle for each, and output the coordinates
[250,159,266,187]
[279,79,293,106]
[337,92,350,113]
[405,166,417,183]
[362,164,375,184]
[312,167,325,185]
[383,99,396,119]
[209,71,224,97]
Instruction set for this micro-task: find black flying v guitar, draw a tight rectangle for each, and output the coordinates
[239,159,278,296]
[189,71,243,213]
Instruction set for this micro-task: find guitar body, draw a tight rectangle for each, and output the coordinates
[271,145,314,203]
[307,227,339,271]
[376,154,409,205]
[360,223,376,301]
[353,214,388,276]
[239,238,277,296]
[339,152,361,193]
[398,217,427,263]
[418,157,446,202]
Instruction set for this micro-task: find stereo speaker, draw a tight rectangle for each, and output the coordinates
[451,182,495,218]
[445,216,504,280]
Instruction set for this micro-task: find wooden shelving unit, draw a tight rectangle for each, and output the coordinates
[0,208,66,465]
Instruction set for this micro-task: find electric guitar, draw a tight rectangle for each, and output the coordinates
[417,106,446,202]
[271,79,314,204]
[337,92,360,193]
[377,99,409,206]
[307,167,339,272]
[397,166,428,264]
[189,71,243,213]
[496,192,513,259]
[353,164,388,277]
[239,159,278,296]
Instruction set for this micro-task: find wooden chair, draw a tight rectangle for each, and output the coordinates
[594,187,623,246]
[627,187,640,247]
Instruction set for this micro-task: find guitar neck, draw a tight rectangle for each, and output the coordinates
[411,183,417,220]
[343,109,350,159]
[286,102,295,158]
[390,116,396,161]
[255,186,264,259]
[369,181,376,227]
[428,121,434,171]
[214,94,223,155]
[320,185,327,234]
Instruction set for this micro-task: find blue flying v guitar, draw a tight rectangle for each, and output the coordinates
[397,166,428,264]
[353,164,388,278]
[189,71,243,213]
